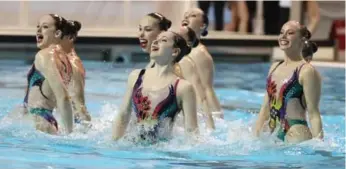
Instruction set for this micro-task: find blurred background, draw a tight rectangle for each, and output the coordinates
[0,0,344,64]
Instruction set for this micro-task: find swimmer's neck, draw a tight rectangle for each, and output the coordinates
[190,27,201,40]
[284,50,303,64]
[152,63,174,77]
[59,42,74,54]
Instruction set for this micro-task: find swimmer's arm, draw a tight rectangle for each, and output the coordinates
[301,66,323,139]
[193,79,215,130]
[189,67,215,130]
[70,73,91,122]
[198,49,222,114]
[112,69,140,141]
[178,81,199,136]
[254,93,270,137]
[37,51,74,133]
[179,58,215,129]
[306,1,320,34]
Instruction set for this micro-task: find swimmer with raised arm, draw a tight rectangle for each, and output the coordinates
[180,8,222,118]
[177,26,215,130]
[138,13,172,68]
[23,14,74,134]
[112,31,199,143]
[254,21,323,143]
[60,20,91,124]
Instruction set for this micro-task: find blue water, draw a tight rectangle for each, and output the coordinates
[0,60,344,169]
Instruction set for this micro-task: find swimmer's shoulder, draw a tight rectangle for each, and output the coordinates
[34,47,55,70]
[175,78,195,99]
[194,44,213,64]
[127,69,143,86]
[194,44,209,55]
[179,56,196,69]
[299,63,321,83]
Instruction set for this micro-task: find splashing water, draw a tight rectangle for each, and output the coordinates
[0,60,344,169]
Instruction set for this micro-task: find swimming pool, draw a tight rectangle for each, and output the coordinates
[0,60,344,169]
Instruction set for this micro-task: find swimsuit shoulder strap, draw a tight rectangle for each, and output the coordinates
[269,61,284,76]
[133,69,146,89]
[296,62,307,82]
[173,78,180,95]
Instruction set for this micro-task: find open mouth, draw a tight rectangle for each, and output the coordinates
[139,39,148,48]
[279,40,289,45]
[36,34,44,43]
[151,46,159,52]
[181,20,189,26]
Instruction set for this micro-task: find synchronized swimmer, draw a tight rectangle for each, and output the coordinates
[15,8,324,144]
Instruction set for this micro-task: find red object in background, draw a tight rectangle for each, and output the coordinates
[331,20,345,50]
[330,19,345,61]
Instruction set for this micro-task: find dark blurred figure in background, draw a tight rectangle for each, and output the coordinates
[278,0,320,34]
[240,0,320,35]
[198,1,226,31]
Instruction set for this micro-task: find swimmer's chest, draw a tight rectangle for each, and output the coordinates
[269,64,302,96]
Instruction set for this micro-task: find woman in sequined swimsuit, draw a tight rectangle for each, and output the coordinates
[23,14,75,134]
[112,31,199,143]
[137,13,172,69]
[254,21,323,143]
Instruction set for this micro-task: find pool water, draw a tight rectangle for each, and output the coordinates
[0,60,344,169]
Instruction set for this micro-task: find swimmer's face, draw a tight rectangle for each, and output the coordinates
[182,9,205,35]
[150,31,178,64]
[138,16,162,53]
[178,26,192,47]
[278,21,303,51]
[36,15,62,49]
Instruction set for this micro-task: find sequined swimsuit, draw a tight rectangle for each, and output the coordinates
[131,69,181,142]
[266,61,308,141]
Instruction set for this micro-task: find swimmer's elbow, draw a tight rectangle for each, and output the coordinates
[308,111,323,139]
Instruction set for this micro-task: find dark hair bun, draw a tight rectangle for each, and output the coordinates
[311,41,318,53]
[201,30,208,36]
[164,19,172,30]
[71,20,81,32]
[302,40,318,58]
[147,12,171,31]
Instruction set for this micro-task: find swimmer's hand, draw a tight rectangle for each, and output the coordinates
[74,112,92,128]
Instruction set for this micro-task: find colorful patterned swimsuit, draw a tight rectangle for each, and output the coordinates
[266,61,308,141]
[24,64,58,130]
[131,69,181,142]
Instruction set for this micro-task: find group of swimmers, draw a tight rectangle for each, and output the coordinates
[20,8,323,144]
